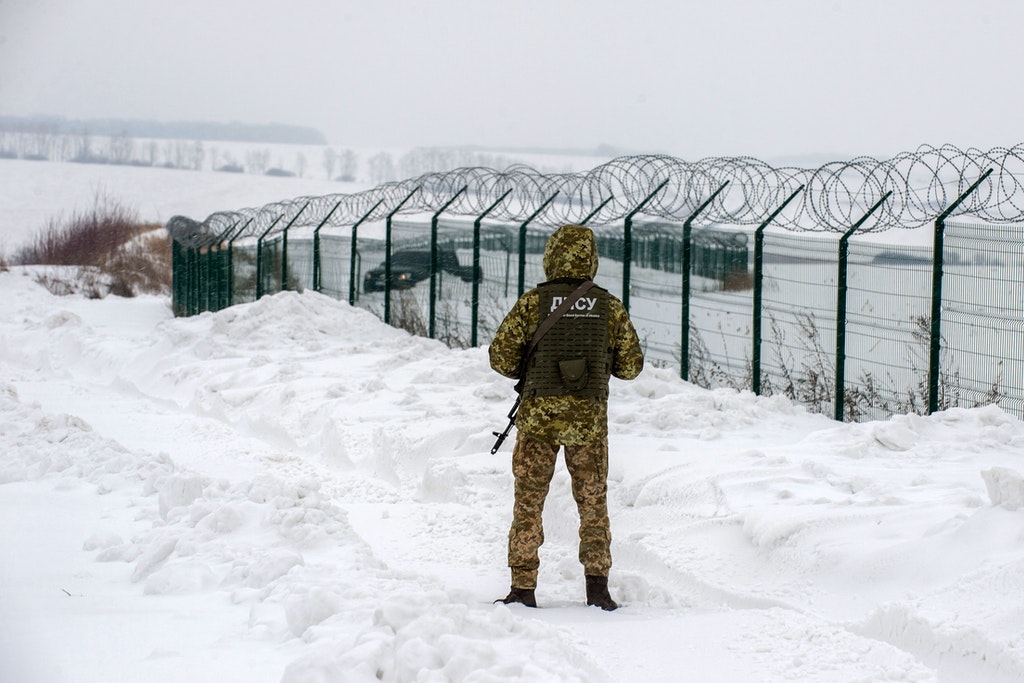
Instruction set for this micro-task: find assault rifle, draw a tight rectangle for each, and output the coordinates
[490,279,596,454]
[490,392,522,455]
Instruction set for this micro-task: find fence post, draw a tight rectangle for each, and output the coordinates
[208,223,238,313]
[928,168,994,414]
[255,216,283,300]
[172,240,186,316]
[834,192,891,421]
[752,186,804,394]
[188,246,200,316]
[384,188,421,325]
[581,195,614,225]
[680,182,730,381]
[622,180,670,312]
[312,200,344,293]
[203,236,218,313]
[210,231,227,311]
[429,186,468,339]
[279,201,311,293]
[347,199,385,305]
[201,238,212,313]
[471,189,513,347]
[518,191,560,297]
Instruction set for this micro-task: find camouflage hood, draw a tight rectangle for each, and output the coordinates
[542,225,598,280]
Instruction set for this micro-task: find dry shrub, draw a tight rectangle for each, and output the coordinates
[106,227,171,296]
[722,270,753,291]
[14,194,170,296]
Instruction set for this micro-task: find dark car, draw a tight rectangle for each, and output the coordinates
[363,248,481,292]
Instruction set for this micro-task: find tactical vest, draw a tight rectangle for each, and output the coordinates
[522,280,612,399]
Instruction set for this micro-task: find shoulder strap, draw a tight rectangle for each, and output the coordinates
[514,279,596,393]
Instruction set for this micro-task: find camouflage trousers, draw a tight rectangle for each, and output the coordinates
[508,433,611,590]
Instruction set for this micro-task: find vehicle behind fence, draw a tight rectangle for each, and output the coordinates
[168,150,1024,422]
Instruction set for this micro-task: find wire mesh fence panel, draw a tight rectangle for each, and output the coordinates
[287,234,315,292]
[603,223,677,369]
[351,227,387,316]
[472,222,520,347]
[623,261,681,369]
[387,223,430,336]
[592,228,626,303]
[521,225,553,295]
[942,219,1024,416]
[688,226,755,390]
[690,287,755,390]
[842,242,934,421]
[260,236,285,297]
[759,231,840,415]
[416,220,513,347]
[231,243,258,304]
[317,232,353,301]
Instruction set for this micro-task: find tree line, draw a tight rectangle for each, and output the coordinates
[0,118,578,183]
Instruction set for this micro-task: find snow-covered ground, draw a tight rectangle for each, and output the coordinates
[2,266,1023,682]
[0,156,368,255]
[0,148,610,257]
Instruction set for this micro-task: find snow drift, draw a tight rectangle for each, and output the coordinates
[1,268,1023,682]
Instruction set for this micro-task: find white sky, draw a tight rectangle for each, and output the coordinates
[1,0,1021,160]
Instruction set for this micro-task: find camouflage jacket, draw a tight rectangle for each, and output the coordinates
[489,225,644,445]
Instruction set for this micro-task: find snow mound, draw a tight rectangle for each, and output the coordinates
[982,467,1024,509]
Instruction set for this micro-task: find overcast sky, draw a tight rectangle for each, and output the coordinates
[1,0,1021,162]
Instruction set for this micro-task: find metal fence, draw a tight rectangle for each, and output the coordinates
[168,148,1024,421]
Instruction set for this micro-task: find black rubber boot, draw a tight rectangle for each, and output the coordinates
[495,587,537,608]
[585,575,618,611]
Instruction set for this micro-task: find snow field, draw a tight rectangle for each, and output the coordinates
[2,268,1024,681]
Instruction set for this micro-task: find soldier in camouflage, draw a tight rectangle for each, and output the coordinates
[489,224,644,610]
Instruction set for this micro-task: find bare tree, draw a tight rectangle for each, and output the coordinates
[190,140,205,170]
[322,147,337,180]
[28,123,57,160]
[74,130,94,162]
[108,132,135,164]
[367,151,394,184]
[338,149,358,182]
[0,131,14,158]
[246,148,270,174]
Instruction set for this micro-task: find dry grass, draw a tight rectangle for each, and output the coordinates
[722,270,754,291]
[14,195,170,297]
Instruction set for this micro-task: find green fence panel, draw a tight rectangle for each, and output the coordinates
[231,243,259,305]
[941,218,1024,416]
[759,232,840,415]
[841,241,935,420]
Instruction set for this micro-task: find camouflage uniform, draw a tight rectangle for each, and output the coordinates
[489,225,644,591]
[509,436,611,588]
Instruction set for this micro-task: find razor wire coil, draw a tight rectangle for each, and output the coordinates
[168,144,1024,248]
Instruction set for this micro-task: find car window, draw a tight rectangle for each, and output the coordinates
[392,251,429,265]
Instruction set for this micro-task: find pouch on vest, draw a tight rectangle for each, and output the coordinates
[558,358,589,392]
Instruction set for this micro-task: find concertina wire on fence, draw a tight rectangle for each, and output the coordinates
[168,144,1024,247]
[166,144,1024,422]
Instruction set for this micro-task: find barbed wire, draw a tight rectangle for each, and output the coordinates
[167,144,1024,248]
